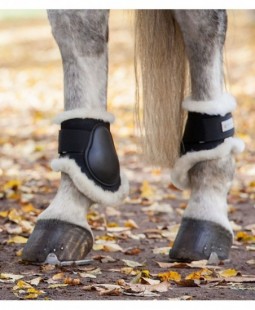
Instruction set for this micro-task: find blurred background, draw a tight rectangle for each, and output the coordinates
[0,10,255,206]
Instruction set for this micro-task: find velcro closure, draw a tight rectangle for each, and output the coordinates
[59,129,90,154]
[181,112,234,154]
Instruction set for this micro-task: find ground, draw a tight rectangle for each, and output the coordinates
[1,10,255,301]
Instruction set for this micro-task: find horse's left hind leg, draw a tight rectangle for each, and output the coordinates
[170,10,244,262]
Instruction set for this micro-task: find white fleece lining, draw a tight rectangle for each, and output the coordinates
[51,157,129,205]
[171,137,245,190]
[53,108,115,124]
[182,93,236,116]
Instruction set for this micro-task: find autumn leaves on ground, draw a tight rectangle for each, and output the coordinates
[0,11,255,300]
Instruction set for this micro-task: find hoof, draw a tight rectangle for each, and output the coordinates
[169,218,232,262]
[22,219,93,265]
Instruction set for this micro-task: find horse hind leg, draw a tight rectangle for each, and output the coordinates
[170,10,244,262]
[22,10,129,265]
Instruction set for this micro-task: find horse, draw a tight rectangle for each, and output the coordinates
[21,9,244,265]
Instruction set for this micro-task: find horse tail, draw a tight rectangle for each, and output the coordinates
[134,10,187,168]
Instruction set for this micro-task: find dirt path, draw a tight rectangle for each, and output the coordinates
[1,11,255,300]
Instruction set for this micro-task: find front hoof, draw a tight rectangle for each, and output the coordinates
[22,219,93,265]
[169,218,233,262]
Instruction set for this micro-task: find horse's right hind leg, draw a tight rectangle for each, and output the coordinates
[22,10,129,265]
[169,10,244,262]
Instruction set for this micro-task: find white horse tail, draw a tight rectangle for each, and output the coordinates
[134,10,187,168]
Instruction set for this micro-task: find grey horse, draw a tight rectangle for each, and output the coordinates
[22,10,244,265]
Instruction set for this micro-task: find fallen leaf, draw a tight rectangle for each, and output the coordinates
[141,278,160,285]
[124,281,170,293]
[4,223,22,235]
[156,261,188,269]
[41,264,56,272]
[140,180,154,199]
[130,272,142,284]
[4,180,21,191]
[153,247,171,255]
[0,273,24,283]
[122,259,144,268]
[176,279,201,287]
[247,259,255,265]
[13,280,33,290]
[123,290,160,297]
[119,267,136,276]
[185,268,213,280]
[0,211,9,218]
[64,277,81,286]
[93,241,123,252]
[83,284,122,294]
[124,247,141,255]
[79,267,102,279]
[124,219,138,229]
[52,273,65,281]
[158,271,181,282]
[8,209,22,224]
[29,277,42,286]
[103,243,123,252]
[99,288,122,296]
[21,203,41,214]
[107,227,130,233]
[7,235,28,244]
[218,269,239,278]
[246,245,255,251]
[142,203,173,214]
[236,231,255,243]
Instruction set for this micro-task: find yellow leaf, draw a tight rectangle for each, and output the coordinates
[236,231,255,243]
[27,287,44,295]
[8,235,28,244]
[158,271,181,282]
[96,234,116,242]
[249,180,255,187]
[16,249,23,257]
[21,203,41,214]
[140,181,154,199]
[13,280,33,290]
[3,180,21,191]
[8,209,22,224]
[185,268,213,280]
[107,222,119,228]
[219,269,239,278]
[0,211,9,218]
[141,270,150,278]
[124,219,138,229]
[24,293,40,300]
